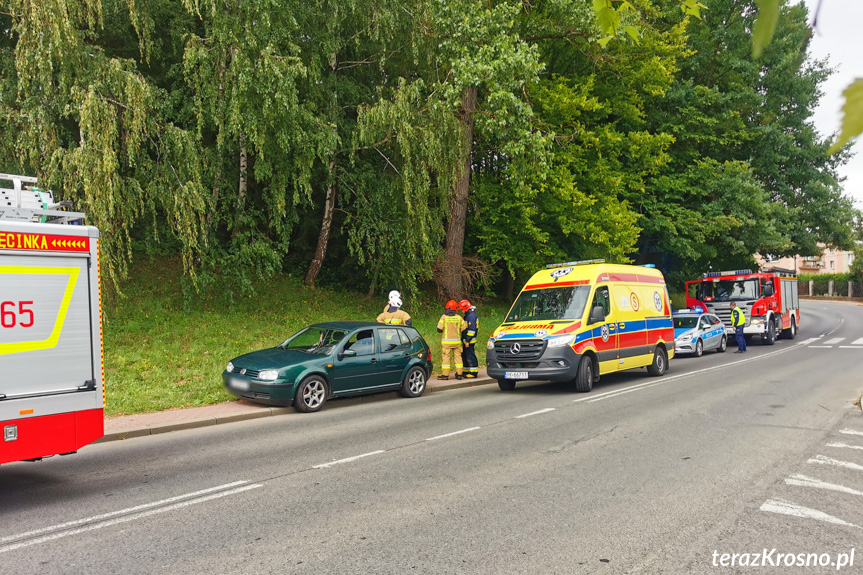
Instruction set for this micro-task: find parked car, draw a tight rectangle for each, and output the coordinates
[673,311,727,357]
[223,321,433,412]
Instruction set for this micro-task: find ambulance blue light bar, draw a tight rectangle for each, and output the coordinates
[546,259,605,269]
[640,264,656,268]
[702,269,752,278]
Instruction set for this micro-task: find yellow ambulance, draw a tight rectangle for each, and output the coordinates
[486,260,674,392]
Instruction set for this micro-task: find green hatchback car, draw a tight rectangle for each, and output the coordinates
[223,321,433,412]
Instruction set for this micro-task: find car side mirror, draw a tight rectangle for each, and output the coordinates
[764,284,774,297]
[339,349,357,360]
[589,305,606,324]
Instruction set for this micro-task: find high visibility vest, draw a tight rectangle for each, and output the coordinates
[437,314,467,345]
[731,307,746,327]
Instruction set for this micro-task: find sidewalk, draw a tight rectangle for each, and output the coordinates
[99,369,496,443]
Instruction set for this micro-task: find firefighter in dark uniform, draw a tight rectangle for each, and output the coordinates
[437,300,468,380]
[459,299,479,378]
[730,301,746,353]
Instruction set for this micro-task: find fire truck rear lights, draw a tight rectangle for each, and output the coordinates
[4,425,17,442]
[546,259,605,268]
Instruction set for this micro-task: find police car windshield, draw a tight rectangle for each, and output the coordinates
[698,279,758,302]
[505,286,591,322]
[280,327,348,355]
[674,316,698,329]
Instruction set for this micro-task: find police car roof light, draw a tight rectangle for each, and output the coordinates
[545,258,605,269]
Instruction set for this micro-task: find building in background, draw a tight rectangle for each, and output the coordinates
[757,244,857,274]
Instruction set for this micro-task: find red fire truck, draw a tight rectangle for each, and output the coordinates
[685,268,800,345]
[1,174,104,464]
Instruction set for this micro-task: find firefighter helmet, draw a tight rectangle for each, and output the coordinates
[459,299,471,312]
[388,290,402,308]
[445,300,459,311]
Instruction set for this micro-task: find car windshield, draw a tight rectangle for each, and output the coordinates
[697,279,759,302]
[280,327,348,355]
[505,286,591,322]
[674,316,698,329]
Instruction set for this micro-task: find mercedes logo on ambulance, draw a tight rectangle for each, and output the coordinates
[510,343,521,354]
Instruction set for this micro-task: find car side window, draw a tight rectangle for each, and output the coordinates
[379,328,401,353]
[396,329,412,350]
[345,329,375,356]
[591,286,611,317]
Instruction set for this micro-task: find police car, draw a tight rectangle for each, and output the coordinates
[673,309,727,357]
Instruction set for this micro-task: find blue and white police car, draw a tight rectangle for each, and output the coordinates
[673,309,727,357]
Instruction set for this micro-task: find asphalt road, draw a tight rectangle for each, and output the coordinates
[2,300,863,574]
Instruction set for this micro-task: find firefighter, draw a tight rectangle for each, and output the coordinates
[730,301,746,353]
[437,300,468,380]
[377,290,412,326]
[460,299,479,378]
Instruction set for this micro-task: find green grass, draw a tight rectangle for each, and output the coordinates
[103,258,511,417]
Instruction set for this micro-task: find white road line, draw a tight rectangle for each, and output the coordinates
[515,408,556,419]
[313,450,385,469]
[825,318,845,337]
[0,481,251,545]
[425,427,480,441]
[853,338,863,345]
[579,344,801,404]
[839,346,863,349]
[785,474,863,497]
[760,498,859,528]
[799,337,821,345]
[825,338,845,345]
[827,442,863,451]
[807,455,863,472]
[840,429,863,437]
[0,483,262,554]
[808,346,833,348]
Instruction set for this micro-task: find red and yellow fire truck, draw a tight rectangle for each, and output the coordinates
[1,174,104,464]
[685,268,799,345]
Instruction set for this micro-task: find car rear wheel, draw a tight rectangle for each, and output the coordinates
[647,346,668,376]
[782,318,796,340]
[574,356,594,393]
[717,335,727,353]
[399,366,426,398]
[694,339,703,357]
[294,376,327,413]
[498,379,516,391]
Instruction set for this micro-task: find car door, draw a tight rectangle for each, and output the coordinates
[697,316,713,349]
[588,285,619,374]
[331,328,382,395]
[708,314,725,349]
[377,327,412,385]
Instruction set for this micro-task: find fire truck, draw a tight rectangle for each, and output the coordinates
[685,268,800,345]
[0,174,104,464]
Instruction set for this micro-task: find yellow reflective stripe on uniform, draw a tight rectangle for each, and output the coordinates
[442,339,460,344]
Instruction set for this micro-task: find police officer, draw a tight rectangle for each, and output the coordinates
[377,290,412,326]
[437,300,468,380]
[459,299,479,378]
[730,301,746,353]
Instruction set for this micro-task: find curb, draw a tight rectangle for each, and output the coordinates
[97,376,496,444]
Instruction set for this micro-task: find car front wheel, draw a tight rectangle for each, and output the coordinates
[717,335,727,353]
[574,356,594,392]
[399,366,427,398]
[694,339,703,357]
[498,379,516,391]
[295,376,327,413]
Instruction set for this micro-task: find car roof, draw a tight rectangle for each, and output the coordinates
[311,321,416,331]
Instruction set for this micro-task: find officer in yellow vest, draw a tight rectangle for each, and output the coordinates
[730,301,746,353]
[377,290,412,326]
[437,300,468,380]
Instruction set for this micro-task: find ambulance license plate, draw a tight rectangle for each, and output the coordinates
[505,371,528,379]
[230,378,250,391]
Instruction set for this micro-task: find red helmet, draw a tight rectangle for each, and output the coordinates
[445,300,459,311]
[459,299,471,312]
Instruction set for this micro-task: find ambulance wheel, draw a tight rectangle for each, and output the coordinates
[764,318,776,346]
[574,356,594,393]
[717,335,727,353]
[694,339,703,357]
[498,379,516,391]
[647,347,668,377]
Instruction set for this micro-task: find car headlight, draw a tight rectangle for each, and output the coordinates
[487,339,494,350]
[257,370,279,381]
[546,335,576,348]
[226,361,234,373]
[751,319,764,325]
[677,334,692,342]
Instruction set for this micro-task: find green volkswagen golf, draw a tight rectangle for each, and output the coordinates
[223,321,433,412]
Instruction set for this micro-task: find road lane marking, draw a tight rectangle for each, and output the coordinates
[853,338,863,345]
[840,429,863,437]
[808,346,833,348]
[827,442,863,451]
[313,450,385,469]
[800,337,821,345]
[515,408,556,419]
[0,481,251,545]
[425,427,480,441]
[0,482,262,554]
[839,346,863,349]
[760,498,859,528]
[807,455,863,472]
[825,338,845,345]
[785,474,863,497]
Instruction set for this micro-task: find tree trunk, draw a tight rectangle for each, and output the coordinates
[232,132,248,239]
[305,156,337,287]
[366,261,381,300]
[504,268,515,302]
[442,85,477,300]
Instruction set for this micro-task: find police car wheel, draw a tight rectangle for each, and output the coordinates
[498,379,516,391]
[694,339,703,357]
[574,356,593,393]
[717,335,727,353]
[399,366,426,398]
[647,347,667,377]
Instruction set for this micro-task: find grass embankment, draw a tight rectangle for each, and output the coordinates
[104,258,511,417]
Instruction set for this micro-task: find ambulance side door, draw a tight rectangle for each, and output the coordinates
[588,285,619,374]
[615,284,648,370]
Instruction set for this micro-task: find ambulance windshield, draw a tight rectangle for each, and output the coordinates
[505,286,591,322]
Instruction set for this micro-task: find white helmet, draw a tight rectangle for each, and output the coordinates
[388,290,401,300]
[388,290,402,308]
